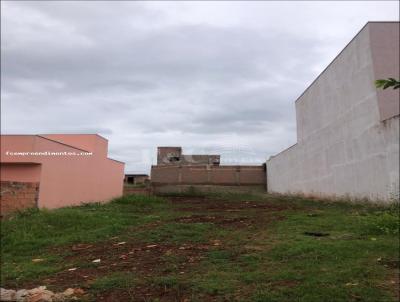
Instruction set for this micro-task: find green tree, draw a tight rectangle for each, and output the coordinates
[375,78,400,90]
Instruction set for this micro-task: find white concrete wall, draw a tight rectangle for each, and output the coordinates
[267,22,399,202]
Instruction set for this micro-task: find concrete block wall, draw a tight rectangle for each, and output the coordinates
[153,184,266,195]
[266,22,399,202]
[0,181,40,215]
[123,186,152,196]
[151,165,266,189]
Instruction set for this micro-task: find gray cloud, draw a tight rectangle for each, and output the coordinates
[1,1,398,172]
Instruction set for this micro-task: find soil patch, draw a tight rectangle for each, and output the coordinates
[174,214,285,229]
[168,196,291,212]
[14,238,213,295]
[175,214,251,227]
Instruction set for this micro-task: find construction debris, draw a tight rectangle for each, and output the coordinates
[0,286,85,302]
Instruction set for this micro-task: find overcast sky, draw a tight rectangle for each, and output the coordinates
[1,1,398,173]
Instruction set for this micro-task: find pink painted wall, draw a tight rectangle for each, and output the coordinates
[369,22,400,121]
[0,135,124,209]
[41,134,108,158]
[0,163,42,182]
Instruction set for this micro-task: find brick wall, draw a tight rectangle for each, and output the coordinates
[0,181,39,215]
[151,165,266,187]
[123,186,152,196]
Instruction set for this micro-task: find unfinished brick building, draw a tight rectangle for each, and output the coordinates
[124,174,149,185]
[157,147,220,166]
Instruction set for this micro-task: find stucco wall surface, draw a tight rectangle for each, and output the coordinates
[267,22,399,202]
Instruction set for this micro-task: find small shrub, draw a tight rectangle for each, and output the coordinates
[362,206,399,235]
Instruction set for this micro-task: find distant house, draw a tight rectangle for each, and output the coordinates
[157,146,220,166]
[0,134,124,214]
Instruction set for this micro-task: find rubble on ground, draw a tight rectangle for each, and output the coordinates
[0,286,85,302]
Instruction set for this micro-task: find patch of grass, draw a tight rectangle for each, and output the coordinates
[206,250,236,264]
[90,272,137,292]
[360,205,399,235]
[1,192,398,301]
[1,254,62,286]
[151,275,183,290]
[258,203,399,302]
[160,253,187,274]
[1,194,169,285]
[2,194,167,251]
[158,186,206,198]
[193,271,238,296]
[163,190,266,202]
[209,191,267,202]
[136,222,217,244]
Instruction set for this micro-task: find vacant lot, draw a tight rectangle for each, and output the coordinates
[1,192,399,301]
